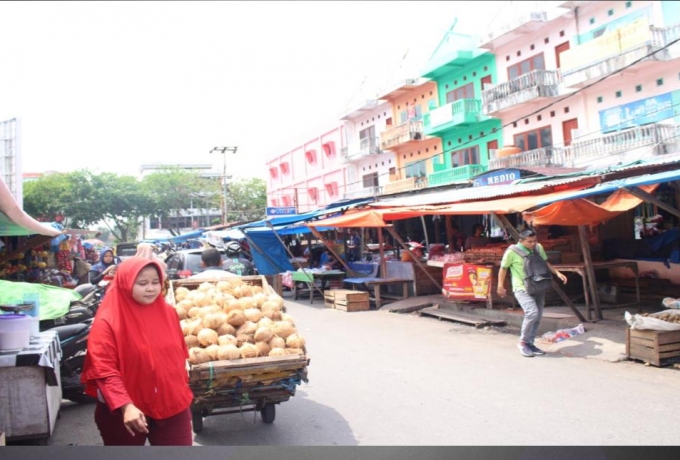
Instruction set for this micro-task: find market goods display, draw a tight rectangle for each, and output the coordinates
[640,310,680,324]
[172,278,306,364]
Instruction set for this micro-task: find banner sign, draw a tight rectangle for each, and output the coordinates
[599,92,673,133]
[266,207,297,216]
[473,169,520,187]
[442,263,493,301]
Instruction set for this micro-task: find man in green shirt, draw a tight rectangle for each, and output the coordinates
[497,228,567,358]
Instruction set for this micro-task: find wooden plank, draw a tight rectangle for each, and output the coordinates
[656,330,680,345]
[335,300,370,312]
[658,349,680,359]
[628,343,660,366]
[419,307,506,328]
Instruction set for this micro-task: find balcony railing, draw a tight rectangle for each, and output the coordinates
[340,136,381,163]
[489,123,679,169]
[379,120,423,151]
[382,176,428,195]
[427,164,488,187]
[651,23,680,48]
[423,99,481,134]
[482,70,561,115]
[343,185,382,200]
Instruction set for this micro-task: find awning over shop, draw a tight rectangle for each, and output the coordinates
[0,177,62,237]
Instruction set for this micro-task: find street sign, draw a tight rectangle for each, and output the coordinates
[266,206,297,216]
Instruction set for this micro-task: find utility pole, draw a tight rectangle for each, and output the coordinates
[210,146,238,225]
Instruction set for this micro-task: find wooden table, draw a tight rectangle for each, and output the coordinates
[343,277,411,309]
[292,270,345,304]
[553,261,640,321]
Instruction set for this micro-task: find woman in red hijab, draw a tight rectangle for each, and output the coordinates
[81,257,193,446]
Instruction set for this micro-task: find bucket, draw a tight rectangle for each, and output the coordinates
[0,314,31,352]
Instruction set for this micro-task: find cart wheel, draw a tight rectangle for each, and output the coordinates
[260,403,276,424]
[192,411,204,433]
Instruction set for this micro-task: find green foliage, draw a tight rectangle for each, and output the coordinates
[226,177,266,222]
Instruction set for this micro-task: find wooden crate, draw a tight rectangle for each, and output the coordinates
[323,289,370,312]
[626,328,680,367]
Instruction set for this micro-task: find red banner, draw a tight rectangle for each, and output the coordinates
[442,263,493,301]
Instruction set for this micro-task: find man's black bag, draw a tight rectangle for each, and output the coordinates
[509,245,553,295]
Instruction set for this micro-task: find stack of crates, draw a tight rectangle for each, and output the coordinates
[323,289,370,312]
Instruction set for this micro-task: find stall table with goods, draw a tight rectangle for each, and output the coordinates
[625,309,680,367]
[167,276,310,433]
[0,329,61,444]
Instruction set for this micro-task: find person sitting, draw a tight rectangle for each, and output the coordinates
[222,241,256,276]
[89,247,120,285]
[465,224,491,251]
[401,243,424,262]
[190,248,236,279]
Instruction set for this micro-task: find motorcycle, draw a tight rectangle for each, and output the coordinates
[39,283,104,332]
[50,319,94,404]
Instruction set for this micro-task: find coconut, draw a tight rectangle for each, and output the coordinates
[237,321,258,336]
[267,294,284,309]
[251,285,264,295]
[216,322,236,337]
[217,334,238,347]
[263,309,282,321]
[215,280,231,292]
[285,347,305,355]
[261,300,281,312]
[255,341,271,357]
[226,309,246,327]
[205,344,220,361]
[184,335,199,349]
[175,287,190,302]
[252,292,267,308]
[188,347,211,365]
[217,344,241,360]
[179,320,190,336]
[243,308,263,323]
[212,293,226,308]
[239,343,259,358]
[197,328,219,347]
[286,333,306,348]
[177,299,195,311]
[281,313,295,326]
[236,333,254,346]
[224,299,242,313]
[203,312,228,330]
[270,321,296,339]
[269,336,286,349]
[192,292,210,307]
[258,317,274,329]
[198,305,221,318]
[268,347,286,357]
[197,282,214,292]
[254,327,274,343]
[188,306,202,319]
[189,318,204,336]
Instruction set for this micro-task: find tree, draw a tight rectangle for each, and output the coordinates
[226,177,266,222]
[141,167,221,236]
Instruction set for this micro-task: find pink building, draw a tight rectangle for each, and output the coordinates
[481,0,680,171]
[265,124,347,213]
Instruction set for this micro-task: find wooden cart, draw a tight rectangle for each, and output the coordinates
[188,353,310,433]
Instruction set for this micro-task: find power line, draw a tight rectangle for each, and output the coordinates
[340,34,680,190]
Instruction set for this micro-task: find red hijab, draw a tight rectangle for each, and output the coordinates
[81,257,193,419]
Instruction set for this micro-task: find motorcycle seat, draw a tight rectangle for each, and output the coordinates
[52,323,89,341]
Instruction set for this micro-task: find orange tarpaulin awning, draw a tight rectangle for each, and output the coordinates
[523,184,660,226]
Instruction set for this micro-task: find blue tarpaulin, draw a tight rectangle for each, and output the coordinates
[242,230,294,275]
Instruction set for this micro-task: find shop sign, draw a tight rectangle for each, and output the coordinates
[599,92,673,133]
[473,169,520,187]
[442,263,493,301]
[266,207,297,216]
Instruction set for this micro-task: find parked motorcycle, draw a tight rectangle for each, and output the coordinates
[39,283,104,332]
[50,319,94,404]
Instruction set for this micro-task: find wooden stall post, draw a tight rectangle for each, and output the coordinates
[308,226,357,277]
[386,226,442,291]
[377,226,387,280]
[578,224,603,320]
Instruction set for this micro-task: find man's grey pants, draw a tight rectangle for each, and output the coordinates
[514,290,545,344]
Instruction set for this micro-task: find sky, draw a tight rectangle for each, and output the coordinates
[0,1,560,180]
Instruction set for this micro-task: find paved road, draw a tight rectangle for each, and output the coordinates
[45,295,680,446]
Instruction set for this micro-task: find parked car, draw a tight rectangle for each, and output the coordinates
[115,242,139,261]
[165,248,228,280]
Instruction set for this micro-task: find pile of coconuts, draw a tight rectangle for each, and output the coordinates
[172,278,306,365]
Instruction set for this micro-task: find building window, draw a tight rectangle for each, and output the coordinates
[269,167,278,178]
[322,142,336,158]
[279,163,290,175]
[362,172,379,188]
[608,9,614,16]
[282,196,292,207]
[530,44,535,50]
[305,150,317,164]
[597,96,603,103]
[589,17,595,24]
[615,90,622,98]
[626,1,632,7]
[451,146,480,167]
[404,161,426,178]
[635,85,642,92]
[445,82,475,103]
[507,52,545,79]
[271,198,279,207]
[657,78,664,86]
[514,126,552,151]
[324,182,338,198]
[308,187,318,202]
[544,37,549,44]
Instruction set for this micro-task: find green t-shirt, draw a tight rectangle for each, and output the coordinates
[500,243,548,292]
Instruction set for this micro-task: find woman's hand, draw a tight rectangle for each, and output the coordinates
[104,265,117,276]
[120,403,149,436]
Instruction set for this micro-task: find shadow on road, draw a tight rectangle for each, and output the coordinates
[194,388,358,446]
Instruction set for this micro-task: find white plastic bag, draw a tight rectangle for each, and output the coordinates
[625,309,680,331]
